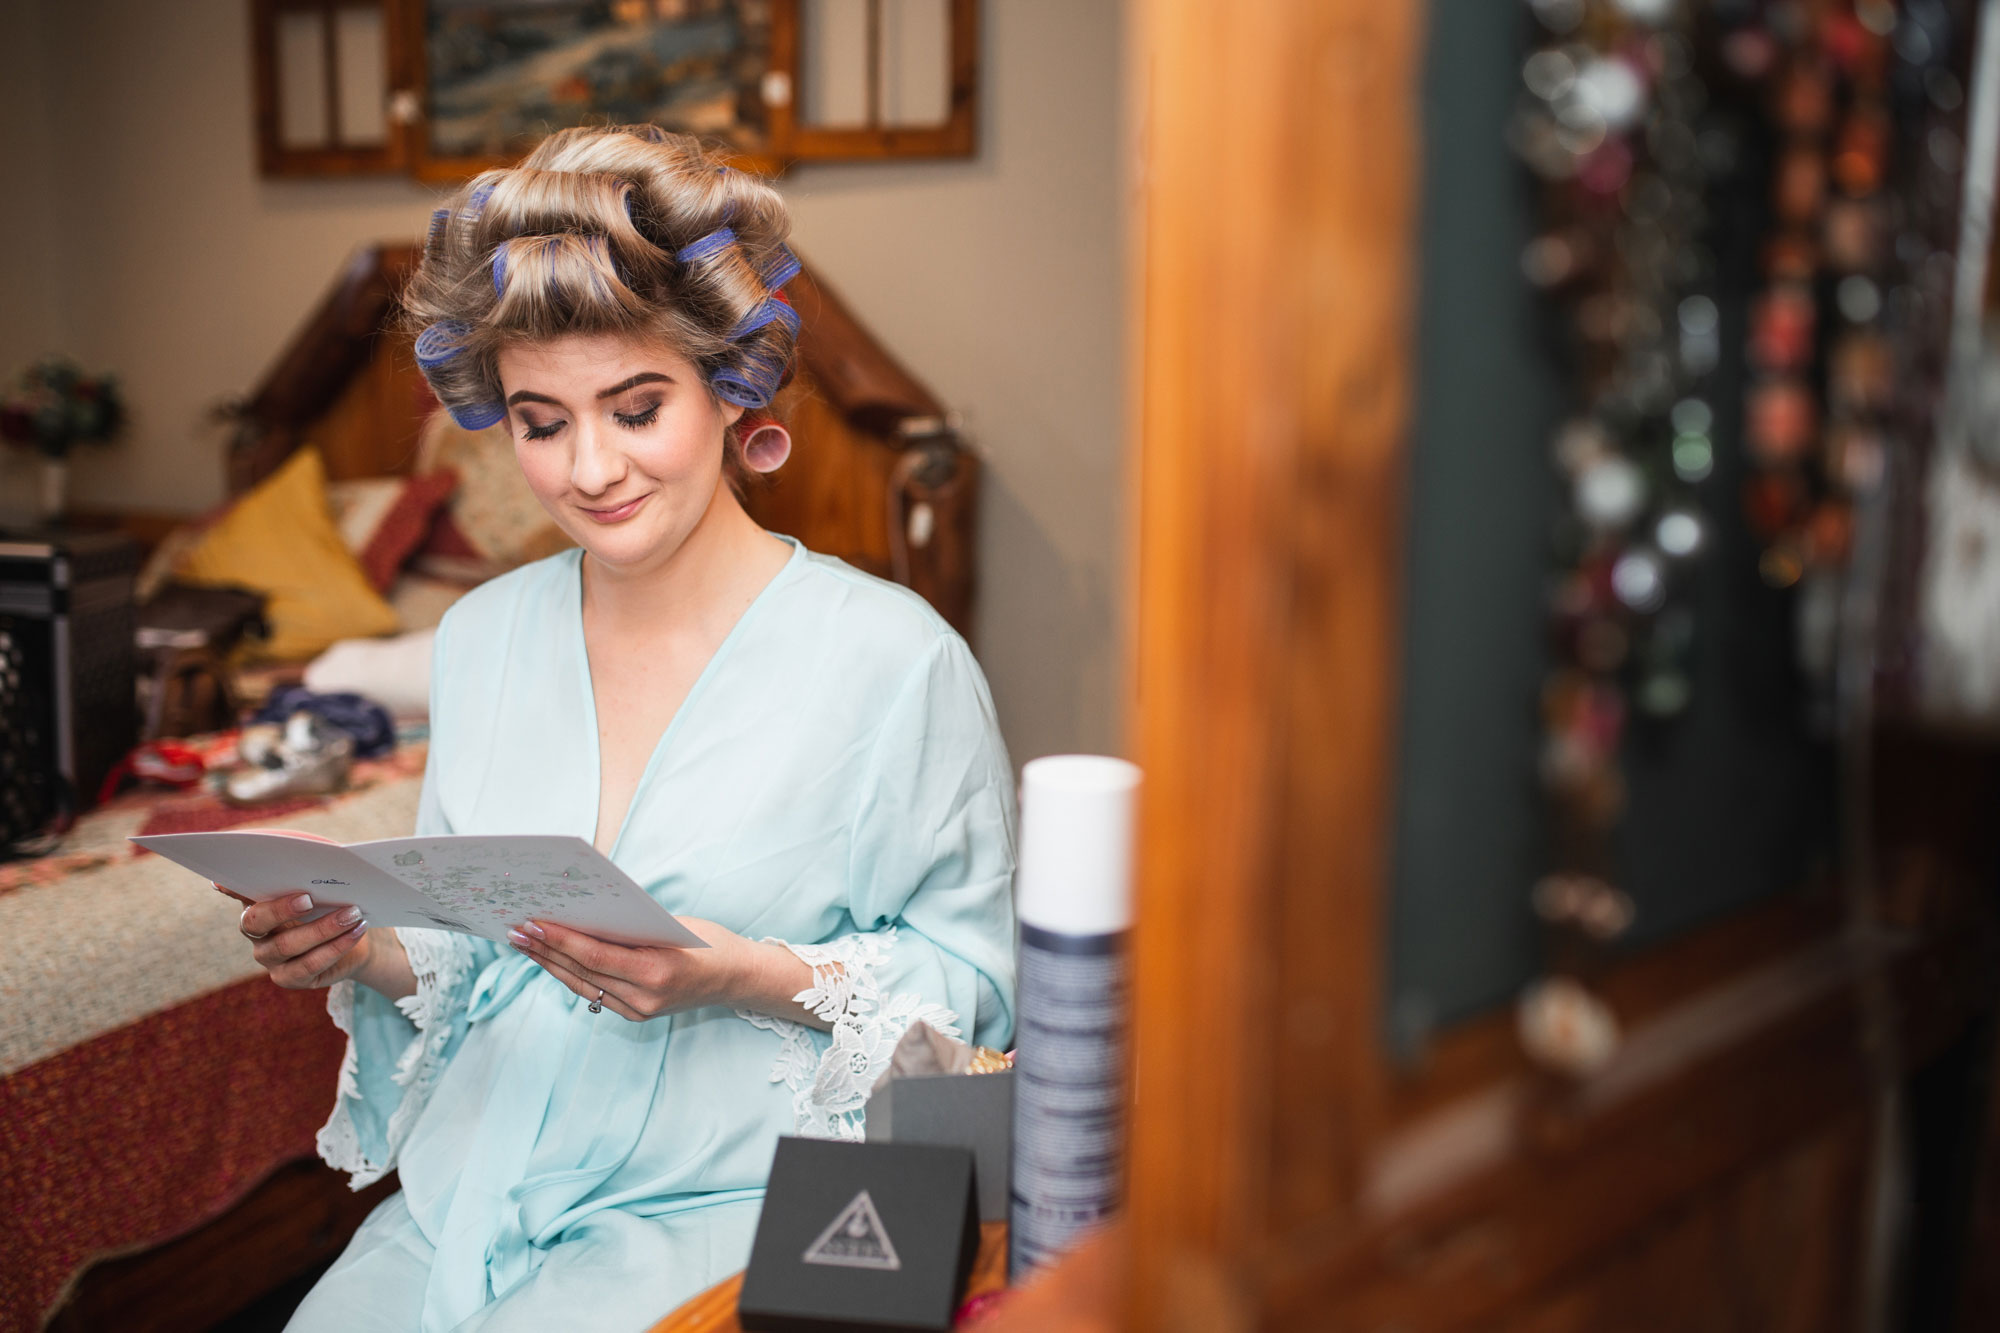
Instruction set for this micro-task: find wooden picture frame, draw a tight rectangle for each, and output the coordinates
[249,0,979,180]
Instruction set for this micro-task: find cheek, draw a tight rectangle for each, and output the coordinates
[635,408,726,482]
[513,440,571,502]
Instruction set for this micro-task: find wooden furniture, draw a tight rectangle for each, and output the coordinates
[225,242,982,639]
[967,1,2000,1329]
[644,1221,1010,1333]
[43,1167,397,1333]
[249,0,980,181]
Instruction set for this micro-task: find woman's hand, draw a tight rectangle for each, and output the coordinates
[508,917,817,1025]
[217,887,416,1000]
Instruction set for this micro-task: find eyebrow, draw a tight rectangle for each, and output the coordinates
[596,372,672,398]
[505,372,673,409]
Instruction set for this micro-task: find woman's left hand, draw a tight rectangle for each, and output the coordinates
[508,917,812,1024]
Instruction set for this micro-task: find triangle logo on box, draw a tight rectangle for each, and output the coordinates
[801,1189,902,1271]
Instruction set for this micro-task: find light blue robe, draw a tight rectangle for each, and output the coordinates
[287,537,1018,1333]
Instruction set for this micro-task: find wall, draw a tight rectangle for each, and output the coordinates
[0,0,69,501]
[0,0,1127,767]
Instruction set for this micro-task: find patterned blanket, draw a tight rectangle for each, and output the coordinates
[0,751,425,1332]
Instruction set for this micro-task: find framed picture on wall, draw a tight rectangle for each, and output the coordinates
[423,0,775,168]
[249,0,979,180]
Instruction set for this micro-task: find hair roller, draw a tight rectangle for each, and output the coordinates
[738,414,792,473]
[761,245,801,292]
[488,232,645,332]
[726,293,800,343]
[711,337,790,409]
[676,227,737,265]
[461,181,496,236]
[414,320,475,370]
[449,400,507,431]
[425,208,451,258]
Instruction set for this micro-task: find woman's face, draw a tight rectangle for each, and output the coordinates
[497,333,745,573]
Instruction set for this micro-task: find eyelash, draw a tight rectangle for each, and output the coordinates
[518,404,661,442]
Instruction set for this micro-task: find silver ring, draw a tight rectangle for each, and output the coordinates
[588,988,604,1014]
[240,915,271,942]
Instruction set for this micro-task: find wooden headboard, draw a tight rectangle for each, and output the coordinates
[227,244,981,639]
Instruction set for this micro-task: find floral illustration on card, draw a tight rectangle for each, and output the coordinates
[383,839,634,922]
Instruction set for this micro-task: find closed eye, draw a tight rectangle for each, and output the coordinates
[520,418,565,441]
[616,404,661,430]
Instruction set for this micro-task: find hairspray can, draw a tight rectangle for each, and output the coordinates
[1007,754,1140,1283]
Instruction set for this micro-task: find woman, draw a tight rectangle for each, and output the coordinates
[233,126,1018,1331]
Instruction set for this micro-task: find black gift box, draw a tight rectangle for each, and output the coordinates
[738,1137,978,1333]
[866,1069,1014,1223]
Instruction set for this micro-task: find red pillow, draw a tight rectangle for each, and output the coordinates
[328,469,460,592]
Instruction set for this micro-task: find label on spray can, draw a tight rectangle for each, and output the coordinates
[1007,920,1129,1281]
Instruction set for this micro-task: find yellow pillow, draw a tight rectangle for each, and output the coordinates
[178,446,400,661]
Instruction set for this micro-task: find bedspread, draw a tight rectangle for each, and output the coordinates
[0,760,424,1332]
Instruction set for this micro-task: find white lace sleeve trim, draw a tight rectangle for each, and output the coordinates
[315,928,475,1189]
[736,927,961,1141]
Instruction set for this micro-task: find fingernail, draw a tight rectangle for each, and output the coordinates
[508,929,533,949]
[522,922,547,940]
[347,920,368,936]
[337,905,363,925]
[291,893,314,913]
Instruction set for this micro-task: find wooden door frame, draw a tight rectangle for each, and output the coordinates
[1122,0,1425,1321]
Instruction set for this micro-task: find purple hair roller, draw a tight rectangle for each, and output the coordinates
[762,245,801,292]
[726,295,800,342]
[425,208,450,257]
[491,243,510,298]
[711,340,788,409]
[710,370,768,409]
[414,320,474,370]
[676,227,736,264]
[449,400,507,431]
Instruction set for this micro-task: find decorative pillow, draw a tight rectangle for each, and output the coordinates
[176,446,401,661]
[414,412,574,573]
[411,509,508,584]
[326,468,460,591]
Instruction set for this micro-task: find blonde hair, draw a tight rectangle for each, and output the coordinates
[404,125,800,458]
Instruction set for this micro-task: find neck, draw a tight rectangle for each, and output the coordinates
[580,481,780,632]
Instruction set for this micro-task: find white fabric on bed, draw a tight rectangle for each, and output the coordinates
[305,629,437,720]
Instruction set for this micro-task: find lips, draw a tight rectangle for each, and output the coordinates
[578,494,649,523]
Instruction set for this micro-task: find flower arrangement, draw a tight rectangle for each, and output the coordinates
[0,357,125,459]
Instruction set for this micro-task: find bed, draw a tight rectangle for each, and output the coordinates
[5,242,980,1332]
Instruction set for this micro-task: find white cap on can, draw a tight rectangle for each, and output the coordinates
[1015,754,1142,937]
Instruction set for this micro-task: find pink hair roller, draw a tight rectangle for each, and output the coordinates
[739,416,791,473]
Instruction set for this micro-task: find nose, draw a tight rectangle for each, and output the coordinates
[569,415,629,498]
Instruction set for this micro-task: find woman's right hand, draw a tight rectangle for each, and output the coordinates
[232,892,376,990]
